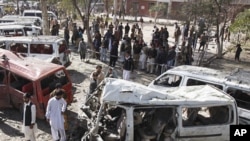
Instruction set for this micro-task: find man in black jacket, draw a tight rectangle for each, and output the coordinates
[123,51,134,80]
[22,93,37,141]
[125,23,130,36]
[156,47,167,75]
[110,40,119,67]
[133,40,142,69]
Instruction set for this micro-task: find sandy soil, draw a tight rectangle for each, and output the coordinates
[0,21,250,141]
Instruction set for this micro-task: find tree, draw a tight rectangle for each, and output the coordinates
[182,0,243,58]
[40,0,50,35]
[149,2,167,25]
[16,0,20,15]
[71,0,99,54]
[230,9,250,43]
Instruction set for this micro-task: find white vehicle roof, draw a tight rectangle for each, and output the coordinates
[2,15,20,19]
[101,78,235,106]
[19,16,42,21]
[166,65,230,83]
[225,68,250,89]
[0,21,40,27]
[166,65,250,90]
[23,9,55,14]
[0,36,64,43]
[0,24,31,29]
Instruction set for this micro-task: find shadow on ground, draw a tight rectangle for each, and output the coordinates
[0,109,24,137]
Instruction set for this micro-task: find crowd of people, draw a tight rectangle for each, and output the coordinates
[20,13,242,141]
[68,16,200,81]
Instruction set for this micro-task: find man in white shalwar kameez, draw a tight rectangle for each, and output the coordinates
[46,89,67,141]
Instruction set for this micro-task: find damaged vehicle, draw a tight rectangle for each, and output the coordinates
[77,78,238,141]
[0,48,73,119]
[148,65,250,125]
[0,36,71,67]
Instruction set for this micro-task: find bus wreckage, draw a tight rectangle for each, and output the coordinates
[72,78,238,141]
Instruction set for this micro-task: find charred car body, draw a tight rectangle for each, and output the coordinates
[77,78,238,141]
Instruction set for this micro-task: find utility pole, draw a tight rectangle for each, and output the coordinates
[40,0,50,35]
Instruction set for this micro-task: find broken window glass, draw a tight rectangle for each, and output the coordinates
[10,43,28,53]
[227,87,250,110]
[30,44,53,54]
[155,74,182,87]
[186,78,223,90]
[182,106,231,127]
[133,107,176,141]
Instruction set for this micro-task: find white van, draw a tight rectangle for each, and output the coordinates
[148,65,250,125]
[0,24,41,36]
[22,9,57,20]
[0,36,71,67]
[81,78,238,141]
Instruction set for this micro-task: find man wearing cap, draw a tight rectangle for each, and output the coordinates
[22,93,37,141]
[50,83,68,132]
[46,89,67,141]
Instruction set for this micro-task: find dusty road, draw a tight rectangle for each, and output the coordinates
[0,20,250,141]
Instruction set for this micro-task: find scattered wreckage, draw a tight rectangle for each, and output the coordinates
[71,78,238,141]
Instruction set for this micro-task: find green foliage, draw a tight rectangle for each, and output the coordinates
[149,3,166,13]
[230,9,250,33]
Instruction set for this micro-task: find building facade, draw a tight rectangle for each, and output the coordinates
[125,0,250,20]
[125,0,188,20]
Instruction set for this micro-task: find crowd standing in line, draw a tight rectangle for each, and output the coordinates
[67,15,204,80]
[61,15,237,107]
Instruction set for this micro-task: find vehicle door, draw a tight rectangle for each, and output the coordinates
[8,72,32,110]
[177,105,234,141]
[0,68,11,108]
[148,72,183,90]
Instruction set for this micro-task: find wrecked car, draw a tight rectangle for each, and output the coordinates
[77,78,238,141]
[148,65,250,125]
[0,48,73,119]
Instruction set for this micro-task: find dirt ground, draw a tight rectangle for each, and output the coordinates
[0,21,250,141]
